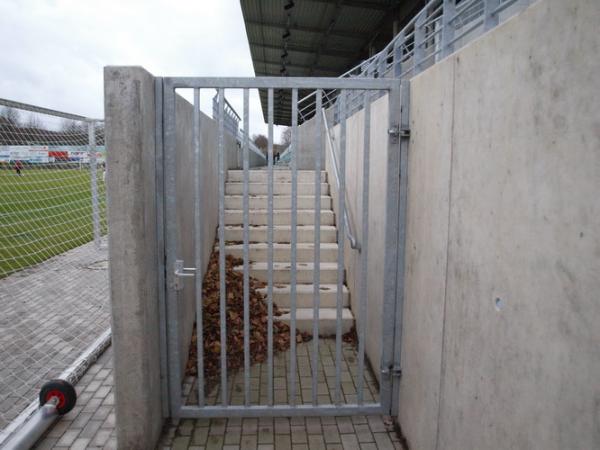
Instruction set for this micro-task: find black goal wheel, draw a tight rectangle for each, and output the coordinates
[39,379,77,415]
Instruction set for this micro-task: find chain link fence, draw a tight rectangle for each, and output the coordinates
[0,98,111,434]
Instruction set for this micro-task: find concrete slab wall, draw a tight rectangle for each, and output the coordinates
[399,0,600,448]
[104,66,163,449]
[397,51,454,450]
[326,93,390,384]
[105,69,242,448]
[297,111,327,170]
[174,94,240,376]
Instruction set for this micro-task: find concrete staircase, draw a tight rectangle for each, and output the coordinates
[222,169,353,335]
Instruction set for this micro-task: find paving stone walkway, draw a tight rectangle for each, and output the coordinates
[35,341,404,449]
[184,338,379,407]
[159,412,402,450]
[0,241,110,430]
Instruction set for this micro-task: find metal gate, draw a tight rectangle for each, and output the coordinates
[156,77,407,418]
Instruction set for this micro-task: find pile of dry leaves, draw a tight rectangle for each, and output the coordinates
[185,251,311,392]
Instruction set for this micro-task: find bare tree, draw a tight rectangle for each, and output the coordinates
[60,119,86,134]
[281,127,292,147]
[25,113,43,130]
[1,107,21,125]
[252,134,268,151]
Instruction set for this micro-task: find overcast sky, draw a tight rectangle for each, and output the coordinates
[0,0,284,140]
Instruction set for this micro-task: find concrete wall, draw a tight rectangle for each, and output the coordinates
[104,66,163,449]
[174,94,239,376]
[234,141,267,169]
[326,94,390,384]
[105,68,243,448]
[297,110,327,170]
[399,0,600,448]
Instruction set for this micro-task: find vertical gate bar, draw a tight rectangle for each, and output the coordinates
[154,77,169,417]
[414,10,426,74]
[391,80,410,416]
[483,0,500,30]
[217,88,228,406]
[377,53,386,78]
[380,81,402,414]
[334,90,347,406]
[393,32,405,79]
[289,88,298,407]
[243,88,251,406]
[88,121,100,250]
[357,91,371,405]
[311,89,323,406]
[441,0,456,58]
[267,88,275,406]
[193,88,205,407]
[163,82,182,415]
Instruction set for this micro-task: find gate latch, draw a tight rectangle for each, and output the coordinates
[388,124,410,142]
[381,365,402,379]
[173,259,196,291]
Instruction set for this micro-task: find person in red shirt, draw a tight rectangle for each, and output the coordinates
[14,160,23,176]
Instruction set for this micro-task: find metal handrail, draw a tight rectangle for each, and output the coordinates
[321,107,359,251]
[297,0,527,121]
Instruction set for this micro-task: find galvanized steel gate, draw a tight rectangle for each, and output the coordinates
[156,77,408,418]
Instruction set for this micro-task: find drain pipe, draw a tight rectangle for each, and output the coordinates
[0,329,111,450]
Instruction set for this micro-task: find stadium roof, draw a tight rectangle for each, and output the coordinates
[240,0,424,125]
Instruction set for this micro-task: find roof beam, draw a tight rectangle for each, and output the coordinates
[249,41,357,58]
[303,0,395,11]
[257,61,340,74]
[357,0,423,56]
[245,20,369,40]
[310,0,345,75]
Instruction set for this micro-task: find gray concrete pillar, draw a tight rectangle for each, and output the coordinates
[104,66,164,449]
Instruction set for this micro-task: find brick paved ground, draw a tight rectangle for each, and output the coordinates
[35,344,402,450]
[35,340,403,449]
[159,339,402,449]
[184,339,379,407]
[0,241,110,430]
[159,412,402,450]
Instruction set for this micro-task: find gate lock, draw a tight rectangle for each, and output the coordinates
[388,124,410,143]
[381,365,402,379]
[173,259,196,290]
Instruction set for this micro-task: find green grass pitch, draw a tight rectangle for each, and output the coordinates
[0,167,107,277]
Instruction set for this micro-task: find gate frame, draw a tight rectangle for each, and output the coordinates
[155,76,406,419]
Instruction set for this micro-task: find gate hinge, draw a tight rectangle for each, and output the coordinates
[173,259,196,291]
[388,124,410,142]
[381,365,403,379]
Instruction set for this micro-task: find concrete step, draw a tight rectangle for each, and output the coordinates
[227,170,327,183]
[223,225,337,243]
[233,262,339,284]
[276,308,354,335]
[220,243,339,263]
[224,210,335,226]
[257,284,349,308]
[225,195,332,210]
[226,183,329,196]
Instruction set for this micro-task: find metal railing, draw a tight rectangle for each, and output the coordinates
[212,94,240,137]
[321,107,359,251]
[212,94,266,161]
[298,0,530,121]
